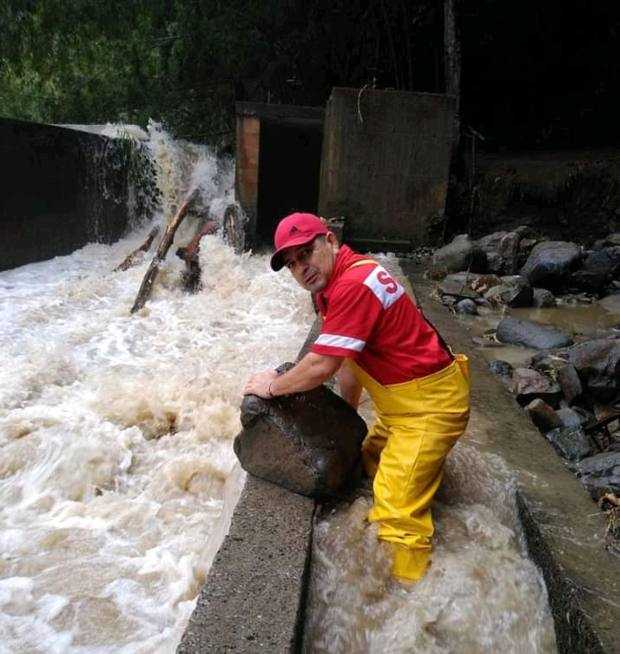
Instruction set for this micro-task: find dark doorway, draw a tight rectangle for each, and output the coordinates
[256,118,323,243]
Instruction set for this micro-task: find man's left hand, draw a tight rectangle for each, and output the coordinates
[243,369,278,398]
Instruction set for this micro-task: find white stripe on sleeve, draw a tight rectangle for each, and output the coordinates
[315,333,366,352]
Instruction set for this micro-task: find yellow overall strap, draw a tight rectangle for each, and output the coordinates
[347,258,377,269]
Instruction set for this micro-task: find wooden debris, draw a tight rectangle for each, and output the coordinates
[130,189,199,314]
[222,204,246,254]
[113,226,159,271]
[176,218,218,293]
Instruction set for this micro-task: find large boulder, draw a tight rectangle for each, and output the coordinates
[496,315,573,350]
[510,368,562,407]
[429,234,486,278]
[476,231,520,275]
[235,372,367,498]
[520,241,582,289]
[563,338,620,401]
[568,247,620,294]
[577,451,620,498]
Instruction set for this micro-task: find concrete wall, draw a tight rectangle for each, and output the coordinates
[0,118,140,271]
[319,88,456,247]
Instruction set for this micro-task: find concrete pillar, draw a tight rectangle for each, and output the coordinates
[319,88,456,247]
[235,114,261,246]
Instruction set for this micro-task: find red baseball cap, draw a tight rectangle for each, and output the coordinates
[270,212,328,271]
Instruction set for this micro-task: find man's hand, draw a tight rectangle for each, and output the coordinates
[243,368,278,398]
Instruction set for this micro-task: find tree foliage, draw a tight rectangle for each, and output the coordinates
[1,0,617,147]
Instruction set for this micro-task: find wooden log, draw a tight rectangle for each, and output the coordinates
[130,189,199,314]
[176,219,218,293]
[113,226,160,272]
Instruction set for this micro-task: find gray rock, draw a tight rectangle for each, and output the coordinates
[525,399,562,433]
[556,407,588,429]
[557,363,583,404]
[532,288,557,308]
[577,451,620,498]
[530,352,570,373]
[592,234,620,249]
[564,338,620,402]
[545,426,596,462]
[437,272,481,299]
[496,316,573,350]
[510,368,563,407]
[235,372,367,498]
[583,246,620,278]
[484,276,533,308]
[455,298,478,315]
[520,241,582,289]
[488,359,514,379]
[568,270,607,294]
[476,231,520,275]
[430,234,487,278]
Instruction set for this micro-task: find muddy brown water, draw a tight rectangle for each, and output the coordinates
[303,257,557,653]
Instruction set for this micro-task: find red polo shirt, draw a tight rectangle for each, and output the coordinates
[311,245,453,385]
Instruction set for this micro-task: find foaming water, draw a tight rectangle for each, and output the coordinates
[0,130,313,652]
[304,260,557,654]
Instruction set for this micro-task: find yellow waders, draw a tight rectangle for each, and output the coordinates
[348,355,470,582]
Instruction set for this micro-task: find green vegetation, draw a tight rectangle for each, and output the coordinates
[0,0,440,143]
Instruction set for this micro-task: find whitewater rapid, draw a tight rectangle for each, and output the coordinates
[0,126,314,652]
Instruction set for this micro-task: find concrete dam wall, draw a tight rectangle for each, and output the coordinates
[0,118,152,271]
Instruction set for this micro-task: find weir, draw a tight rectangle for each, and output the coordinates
[0,119,618,653]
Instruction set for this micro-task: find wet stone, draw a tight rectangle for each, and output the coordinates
[525,399,562,433]
[564,338,620,402]
[488,359,514,380]
[496,315,573,350]
[532,288,556,308]
[429,234,487,279]
[577,451,620,498]
[556,363,583,404]
[455,298,478,315]
[235,370,367,499]
[545,426,595,462]
[437,272,481,299]
[510,368,563,407]
[520,241,582,289]
[555,407,588,429]
[484,276,533,308]
[476,231,520,275]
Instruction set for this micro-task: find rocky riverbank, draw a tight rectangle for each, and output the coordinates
[429,229,620,550]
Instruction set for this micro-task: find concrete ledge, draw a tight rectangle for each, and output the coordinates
[402,262,619,654]
[178,475,314,653]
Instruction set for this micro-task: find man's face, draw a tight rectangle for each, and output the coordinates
[282,233,338,293]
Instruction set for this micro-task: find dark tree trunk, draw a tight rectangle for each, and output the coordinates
[444,0,461,150]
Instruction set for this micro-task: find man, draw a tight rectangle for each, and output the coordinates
[244,212,470,583]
